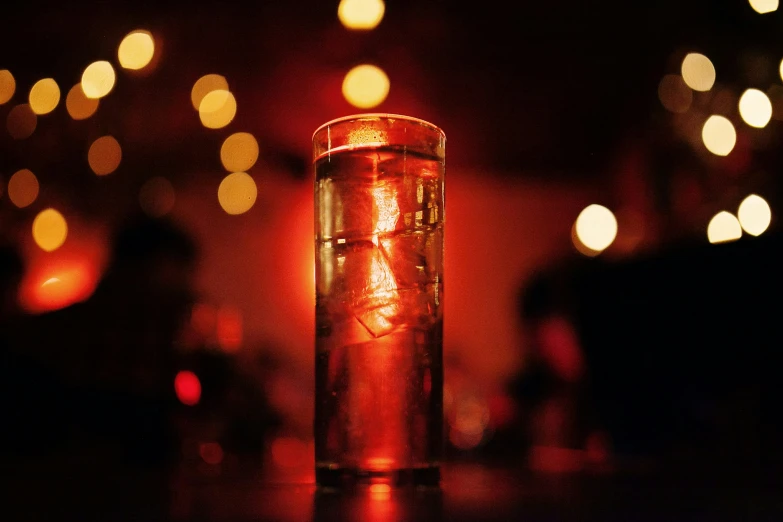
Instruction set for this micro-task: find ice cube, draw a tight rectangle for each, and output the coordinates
[340,240,402,338]
[379,231,428,289]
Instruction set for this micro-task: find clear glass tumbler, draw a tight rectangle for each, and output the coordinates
[313,113,445,487]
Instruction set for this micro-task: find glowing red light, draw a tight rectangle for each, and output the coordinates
[174,370,201,406]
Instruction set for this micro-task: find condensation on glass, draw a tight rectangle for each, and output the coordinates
[313,114,445,487]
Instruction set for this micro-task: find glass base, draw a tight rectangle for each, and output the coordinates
[315,465,440,489]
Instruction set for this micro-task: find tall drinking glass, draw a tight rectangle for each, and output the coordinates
[313,114,445,487]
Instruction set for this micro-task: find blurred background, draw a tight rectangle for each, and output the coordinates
[3,0,783,518]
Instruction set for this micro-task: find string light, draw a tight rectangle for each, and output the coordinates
[701,115,736,156]
[81,61,116,99]
[218,172,257,215]
[88,136,122,175]
[0,69,15,104]
[29,78,60,115]
[338,0,385,30]
[681,53,716,92]
[191,74,228,111]
[342,64,390,108]
[118,30,155,70]
[707,211,742,244]
[8,169,39,208]
[65,84,99,120]
[574,204,618,253]
[198,90,236,129]
[748,0,778,13]
[738,89,772,128]
[32,208,68,252]
[737,194,771,236]
[220,132,259,172]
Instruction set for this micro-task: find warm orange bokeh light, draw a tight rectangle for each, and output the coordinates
[0,69,15,104]
[88,135,122,175]
[220,132,259,172]
[199,89,237,129]
[707,211,742,244]
[191,74,229,111]
[702,115,736,156]
[28,78,60,115]
[681,53,716,92]
[8,169,39,208]
[342,65,390,109]
[574,204,618,253]
[118,30,155,70]
[81,61,116,99]
[65,84,99,120]
[338,0,385,30]
[174,370,201,406]
[217,172,257,215]
[32,208,68,252]
[737,194,772,236]
[6,104,37,139]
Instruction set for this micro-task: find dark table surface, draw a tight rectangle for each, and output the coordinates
[9,454,783,522]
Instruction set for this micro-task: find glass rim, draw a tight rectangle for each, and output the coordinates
[312,113,445,142]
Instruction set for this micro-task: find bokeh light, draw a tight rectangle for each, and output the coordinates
[681,53,716,92]
[737,194,772,236]
[738,89,772,128]
[198,90,236,129]
[338,0,385,30]
[199,442,224,465]
[342,64,390,109]
[191,74,228,110]
[27,263,98,314]
[220,132,259,172]
[65,84,99,120]
[32,208,68,252]
[174,370,201,406]
[118,30,155,70]
[707,211,742,244]
[81,61,116,99]
[701,115,736,156]
[8,169,39,208]
[218,172,257,215]
[139,177,176,217]
[0,69,15,104]
[7,104,37,139]
[28,78,60,115]
[88,135,122,176]
[749,0,778,13]
[574,204,618,252]
[658,74,692,113]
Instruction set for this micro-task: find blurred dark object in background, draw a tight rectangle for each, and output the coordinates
[9,215,199,465]
[568,230,783,480]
